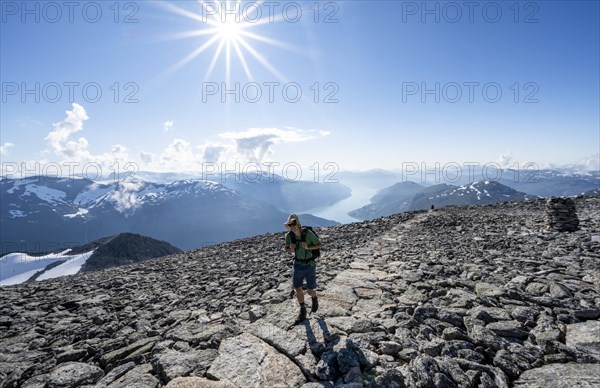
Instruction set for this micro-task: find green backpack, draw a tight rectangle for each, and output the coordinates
[289,226,320,259]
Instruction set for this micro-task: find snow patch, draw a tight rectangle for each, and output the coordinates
[22,184,67,204]
[37,251,95,281]
[74,183,114,207]
[64,208,89,218]
[8,210,26,218]
[0,249,93,286]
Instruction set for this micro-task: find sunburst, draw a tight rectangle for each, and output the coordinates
[160,0,292,83]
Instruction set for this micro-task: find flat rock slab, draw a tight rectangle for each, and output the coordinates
[247,322,306,358]
[151,349,217,382]
[46,362,104,388]
[475,282,505,297]
[514,363,600,387]
[207,333,306,388]
[166,376,236,387]
[566,321,600,353]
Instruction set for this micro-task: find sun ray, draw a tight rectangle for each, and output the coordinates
[204,39,226,80]
[160,0,300,86]
[158,28,220,43]
[159,1,206,24]
[236,37,288,82]
[232,38,253,81]
[238,30,296,51]
[168,34,222,75]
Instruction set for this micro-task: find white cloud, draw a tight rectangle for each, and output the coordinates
[110,180,144,214]
[42,104,130,172]
[45,103,90,160]
[138,151,155,164]
[217,127,330,164]
[0,142,15,155]
[163,120,174,132]
[495,151,512,169]
[566,153,600,172]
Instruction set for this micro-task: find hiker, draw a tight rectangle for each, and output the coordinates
[284,214,321,323]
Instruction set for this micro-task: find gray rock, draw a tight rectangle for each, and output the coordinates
[95,361,136,387]
[165,377,236,387]
[486,321,529,339]
[247,322,306,358]
[379,341,402,356]
[511,307,539,324]
[442,327,470,341]
[468,325,509,351]
[525,283,548,295]
[475,283,505,298]
[46,362,104,388]
[408,355,439,387]
[433,372,456,388]
[398,286,428,305]
[534,330,562,354]
[493,350,521,379]
[470,306,511,323]
[373,368,406,388]
[566,321,600,354]
[300,383,334,388]
[397,348,418,361]
[151,348,217,382]
[207,333,305,388]
[549,283,571,299]
[514,363,600,387]
[574,308,600,320]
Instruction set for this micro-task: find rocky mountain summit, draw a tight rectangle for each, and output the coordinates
[1,197,599,387]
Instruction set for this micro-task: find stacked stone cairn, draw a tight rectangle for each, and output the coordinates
[545,197,580,232]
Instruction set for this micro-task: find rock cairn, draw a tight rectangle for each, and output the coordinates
[1,196,599,387]
[545,197,580,232]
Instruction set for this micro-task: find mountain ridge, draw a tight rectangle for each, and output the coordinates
[1,196,599,386]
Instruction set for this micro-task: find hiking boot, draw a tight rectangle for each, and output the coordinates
[295,305,307,324]
[311,297,319,313]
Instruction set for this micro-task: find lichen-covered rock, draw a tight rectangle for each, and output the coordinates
[46,362,104,388]
[207,333,305,387]
[514,363,600,387]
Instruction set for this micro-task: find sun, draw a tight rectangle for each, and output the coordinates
[218,19,242,41]
[159,0,291,83]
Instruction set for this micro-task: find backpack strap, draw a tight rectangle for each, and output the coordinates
[288,231,297,245]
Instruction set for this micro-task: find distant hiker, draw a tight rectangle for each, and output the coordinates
[431,204,435,210]
[284,214,321,323]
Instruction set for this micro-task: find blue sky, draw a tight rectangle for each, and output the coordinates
[1,0,599,178]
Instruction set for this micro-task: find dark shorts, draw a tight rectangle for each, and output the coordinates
[293,262,317,289]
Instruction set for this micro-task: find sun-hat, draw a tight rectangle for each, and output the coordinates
[284,214,300,227]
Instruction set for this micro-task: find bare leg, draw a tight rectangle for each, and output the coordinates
[307,289,317,298]
[295,287,304,304]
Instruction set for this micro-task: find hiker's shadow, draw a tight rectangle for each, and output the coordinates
[298,316,332,355]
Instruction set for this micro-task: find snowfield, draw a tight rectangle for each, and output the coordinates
[0,249,95,286]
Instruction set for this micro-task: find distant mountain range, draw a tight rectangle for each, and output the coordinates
[0,232,181,286]
[1,176,341,254]
[349,180,537,220]
[345,168,598,220]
